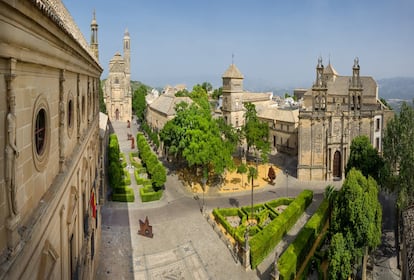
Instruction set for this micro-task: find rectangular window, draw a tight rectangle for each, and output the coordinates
[376,137,380,150]
[273,136,276,147]
[376,118,380,131]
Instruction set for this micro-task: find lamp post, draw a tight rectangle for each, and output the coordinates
[201,177,207,213]
[284,169,288,197]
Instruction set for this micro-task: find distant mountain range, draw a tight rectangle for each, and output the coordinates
[377,77,414,101]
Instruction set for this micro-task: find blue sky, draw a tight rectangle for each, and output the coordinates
[64,0,414,90]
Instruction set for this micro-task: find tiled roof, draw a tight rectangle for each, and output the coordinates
[149,93,192,116]
[258,107,299,123]
[325,63,338,76]
[30,0,98,64]
[304,76,377,97]
[242,92,272,102]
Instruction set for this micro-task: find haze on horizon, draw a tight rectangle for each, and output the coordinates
[64,0,414,90]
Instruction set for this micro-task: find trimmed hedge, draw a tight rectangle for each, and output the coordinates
[120,153,127,168]
[241,203,267,218]
[129,152,142,169]
[265,197,294,214]
[213,208,244,236]
[139,186,163,202]
[249,190,313,269]
[278,198,329,280]
[123,169,131,185]
[134,169,151,186]
[112,186,135,202]
[136,133,166,190]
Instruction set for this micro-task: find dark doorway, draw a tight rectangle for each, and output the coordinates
[333,151,341,178]
[115,109,119,120]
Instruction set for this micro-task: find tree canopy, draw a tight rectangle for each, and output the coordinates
[329,168,382,277]
[243,102,270,162]
[132,84,148,122]
[383,101,414,209]
[345,135,384,181]
[160,91,237,176]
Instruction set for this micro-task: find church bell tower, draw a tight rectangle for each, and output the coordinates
[90,10,99,60]
[123,29,131,95]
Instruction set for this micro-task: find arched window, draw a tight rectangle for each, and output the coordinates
[32,95,50,171]
[35,108,46,155]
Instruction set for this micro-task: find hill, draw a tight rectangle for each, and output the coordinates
[377,77,414,100]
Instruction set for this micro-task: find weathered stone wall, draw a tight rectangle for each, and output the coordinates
[0,0,103,279]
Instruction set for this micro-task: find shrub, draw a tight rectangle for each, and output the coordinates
[112,186,135,202]
[109,162,122,188]
[123,168,131,185]
[120,153,127,168]
[129,152,142,169]
[139,186,163,202]
[134,170,151,185]
[278,198,329,280]
[249,190,313,269]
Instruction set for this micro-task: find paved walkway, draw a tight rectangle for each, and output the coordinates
[96,120,399,280]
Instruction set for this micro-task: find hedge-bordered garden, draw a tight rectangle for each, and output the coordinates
[108,134,135,202]
[212,190,314,269]
[277,198,329,280]
[135,133,167,202]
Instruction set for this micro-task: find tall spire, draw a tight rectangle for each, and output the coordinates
[90,9,99,60]
[123,28,131,96]
[351,57,361,88]
[315,56,324,87]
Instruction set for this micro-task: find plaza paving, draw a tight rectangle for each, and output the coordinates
[96,120,399,280]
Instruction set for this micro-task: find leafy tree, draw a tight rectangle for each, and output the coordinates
[201,81,213,93]
[328,233,353,280]
[383,101,414,209]
[160,98,235,177]
[330,168,382,276]
[190,84,209,109]
[151,163,167,190]
[243,102,270,162]
[132,85,147,122]
[215,117,241,148]
[175,89,190,97]
[212,87,223,100]
[324,184,336,225]
[380,97,392,110]
[345,135,384,181]
[237,163,248,188]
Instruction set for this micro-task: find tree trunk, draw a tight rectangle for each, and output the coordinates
[362,246,368,280]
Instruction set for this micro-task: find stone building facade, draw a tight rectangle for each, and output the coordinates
[0,1,103,279]
[221,63,299,155]
[145,85,192,132]
[103,30,132,122]
[297,58,393,181]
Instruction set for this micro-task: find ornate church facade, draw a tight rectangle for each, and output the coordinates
[0,1,103,279]
[103,31,132,122]
[297,58,393,181]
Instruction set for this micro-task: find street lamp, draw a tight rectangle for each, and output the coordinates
[284,169,288,197]
[201,177,207,213]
